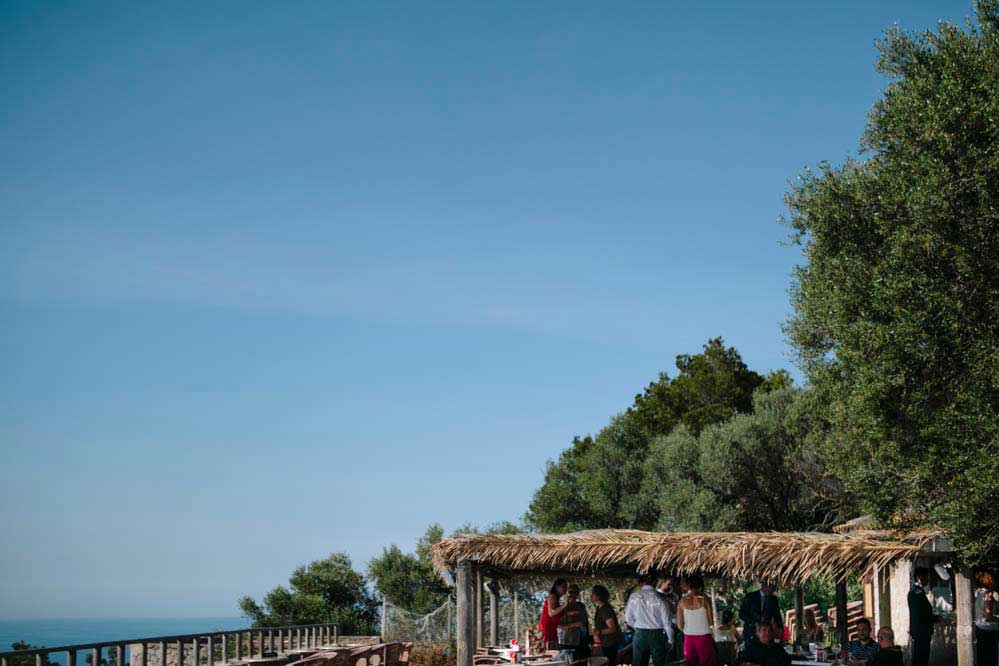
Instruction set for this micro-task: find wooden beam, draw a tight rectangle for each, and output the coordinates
[835,579,849,649]
[513,590,519,645]
[381,596,387,641]
[456,560,475,666]
[955,567,974,666]
[794,586,804,645]
[489,580,499,646]
[475,567,483,648]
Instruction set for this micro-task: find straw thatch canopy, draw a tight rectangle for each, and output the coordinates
[432,528,937,585]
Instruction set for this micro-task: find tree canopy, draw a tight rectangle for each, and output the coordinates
[642,387,854,532]
[784,0,999,565]
[526,338,819,533]
[239,553,377,633]
[368,524,451,615]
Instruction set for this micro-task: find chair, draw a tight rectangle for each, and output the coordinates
[398,644,413,666]
[349,646,375,666]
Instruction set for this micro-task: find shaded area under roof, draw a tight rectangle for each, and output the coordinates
[432,528,940,585]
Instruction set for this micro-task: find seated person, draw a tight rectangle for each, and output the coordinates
[870,627,903,666]
[714,610,741,643]
[801,609,824,645]
[741,622,790,666]
[847,618,880,665]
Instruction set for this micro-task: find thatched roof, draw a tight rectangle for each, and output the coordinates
[431,528,938,585]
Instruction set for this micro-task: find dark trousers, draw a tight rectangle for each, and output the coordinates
[633,628,668,666]
[600,644,619,666]
[912,635,931,666]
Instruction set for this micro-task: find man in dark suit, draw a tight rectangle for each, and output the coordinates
[739,581,782,648]
[908,567,939,666]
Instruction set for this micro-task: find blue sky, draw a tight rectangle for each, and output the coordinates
[0,0,971,619]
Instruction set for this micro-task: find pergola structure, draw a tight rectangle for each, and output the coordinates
[432,528,975,666]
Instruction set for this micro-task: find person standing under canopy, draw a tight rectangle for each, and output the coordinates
[591,585,623,666]
[738,581,782,649]
[559,584,590,659]
[677,574,716,666]
[908,567,939,666]
[625,574,674,666]
[538,578,569,649]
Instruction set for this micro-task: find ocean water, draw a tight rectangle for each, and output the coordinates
[0,618,246,665]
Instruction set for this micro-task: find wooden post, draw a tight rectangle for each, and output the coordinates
[193,639,200,666]
[221,635,228,664]
[456,560,476,666]
[36,654,47,666]
[68,649,76,666]
[955,567,974,666]
[513,590,519,643]
[835,579,849,649]
[794,586,805,645]
[382,596,388,641]
[709,584,718,633]
[475,567,486,648]
[93,648,101,666]
[158,641,166,666]
[177,642,184,666]
[489,580,500,646]
[140,644,147,666]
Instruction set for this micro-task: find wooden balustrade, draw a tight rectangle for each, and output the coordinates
[0,624,343,666]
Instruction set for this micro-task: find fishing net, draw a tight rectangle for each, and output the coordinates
[382,599,455,643]
[381,590,546,646]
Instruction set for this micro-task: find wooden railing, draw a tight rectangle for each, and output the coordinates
[0,624,343,666]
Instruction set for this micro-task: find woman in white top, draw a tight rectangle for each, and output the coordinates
[677,574,717,666]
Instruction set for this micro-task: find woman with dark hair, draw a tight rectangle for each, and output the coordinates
[591,585,622,666]
[538,578,568,649]
[677,574,716,666]
[802,608,824,644]
[713,610,739,666]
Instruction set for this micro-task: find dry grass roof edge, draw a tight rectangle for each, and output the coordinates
[431,528,941,585]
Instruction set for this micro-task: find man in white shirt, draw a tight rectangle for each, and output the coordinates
[625,574,675,666]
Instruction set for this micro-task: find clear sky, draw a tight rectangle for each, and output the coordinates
[0,0,971,619]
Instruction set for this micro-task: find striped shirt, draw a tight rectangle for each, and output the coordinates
[848,639,880,662]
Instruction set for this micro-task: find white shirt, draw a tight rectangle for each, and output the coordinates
[625,585,675,642]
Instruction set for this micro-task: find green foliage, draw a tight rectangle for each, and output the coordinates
[527,338,799,533]
[628,338,770,437]
[369,522,525,614]
[369,525,451,615]
[642,388,854,532]
[784,0,999,565]
[9,643,59,666]
[239,552,376,633]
